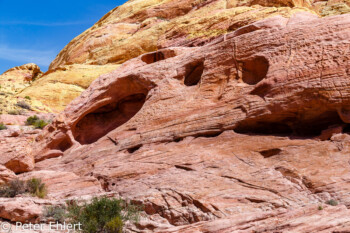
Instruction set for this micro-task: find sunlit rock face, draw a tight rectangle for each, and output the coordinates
[14,11,350,231]
[3,0,349,112]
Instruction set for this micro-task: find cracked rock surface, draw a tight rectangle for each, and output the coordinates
[1,2,350,232]
[0,11,345,231]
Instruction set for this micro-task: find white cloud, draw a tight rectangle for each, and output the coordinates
[0,46,56,66]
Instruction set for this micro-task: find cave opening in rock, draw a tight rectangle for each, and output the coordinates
[56,137,73,152]
[73,93,147,145]
[259,148,282,158]
[235,110,346,137]
[251,0,295,7]
[127,144,142,154]
[184,60,204,86]
[141,50,176,64]
[241,56,269,85]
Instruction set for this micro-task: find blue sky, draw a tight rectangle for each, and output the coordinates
[0,0,127,74]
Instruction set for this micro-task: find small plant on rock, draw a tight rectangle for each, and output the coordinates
[26,115,49,129]
[26,115,39,125]
[326,199,338,206]
[0,123,6,130]
[44,205,66,223]
[0,177,47,198]
[24,96,31,100]
[16,100,31,110]
[66,197,140,233]
[0,179,26,197]
[26,178,47,198]
[104,216,123,233]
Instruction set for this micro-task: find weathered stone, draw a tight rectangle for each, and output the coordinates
[25,12,350,231]
[1,1,350,231]
[0,198,42,223]
[18,170,103,198]
[0,165,16,184]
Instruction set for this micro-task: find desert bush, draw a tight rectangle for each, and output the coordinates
[44,205,66,223]
[0,123,6,130]
[326,199,338,206]
[26,178,47,198]
[16,100,31,110]
[25,96,31,100]
[66,197,140,233]
[0,177,47,198]
[0,179,26,197]
[33,120,48,129]
[104,216,123,233]
[26,115,39,125]
[26,115,49,129]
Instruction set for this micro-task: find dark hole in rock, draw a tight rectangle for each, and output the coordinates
[184,61,204,86]
[250,82,272,97]
[235,121,293,136]
[235,110,345,137]
[195,130,223,138]
[251,0,295,7]
[141,50,176,64]
[174,137,184,143]
[73,93,147,145]
[48,126,55,133]
[241,56,269,85]
[259,148,282,158]
[56,137,73,152]
[127,144,142,153]
[343,124,350,133]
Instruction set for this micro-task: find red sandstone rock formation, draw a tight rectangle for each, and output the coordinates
[8,12,348,231]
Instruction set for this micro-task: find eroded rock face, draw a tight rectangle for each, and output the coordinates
[0,1,347,115]
[0,165,16,184]
[15,0,349,112]
[22,12,350,231]
[0,198,43,223]
[18,64,120,112]
[34,12,350,158]
[0,63,48,114]
[0,126,41,173]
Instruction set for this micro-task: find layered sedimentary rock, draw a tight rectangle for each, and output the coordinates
[18,64,119,112]
[49,0,350,69]
[15,0,349,112]
[13,12,349,231]
[0,63,50,114]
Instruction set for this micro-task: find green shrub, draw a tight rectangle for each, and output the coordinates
[26,178,47,198]
[0,123,6,130]
[26,115,49,129]
[66,197,140,233]
[44,205,66,223]
[0,179,26,197]
[105,216,123,233]
[33,120,48,129]
[0,177,47,198]
[26,115,39,125]
[16,100,31,110]
[25,96,31,100]
[318,205,323,210]
[326,199,338,206]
